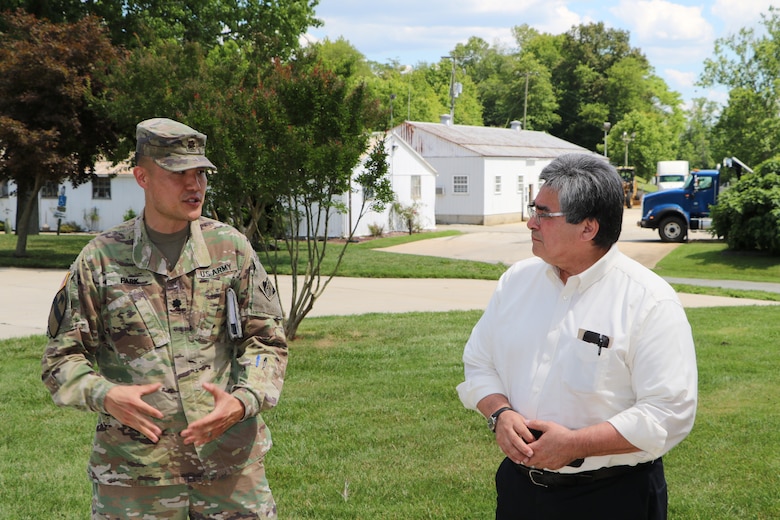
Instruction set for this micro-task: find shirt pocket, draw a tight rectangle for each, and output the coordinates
[561,334,610,394]
[105,288,169,362]
[190,277,230,342]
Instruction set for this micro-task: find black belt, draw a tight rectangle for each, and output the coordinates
[515,460,655,488]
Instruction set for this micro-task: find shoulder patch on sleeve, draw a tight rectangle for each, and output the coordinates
[260,277,277,301]
[47,272,71,338]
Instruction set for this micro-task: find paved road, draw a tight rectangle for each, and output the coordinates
[1,207,777,340]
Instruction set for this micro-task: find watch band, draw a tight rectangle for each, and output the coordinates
[488,406,513,432]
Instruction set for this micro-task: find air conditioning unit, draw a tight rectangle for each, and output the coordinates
[435,186,445,195]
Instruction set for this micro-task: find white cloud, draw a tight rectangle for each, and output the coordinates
[611,0,713,43]
[663,68,697,89]
[711,0,778,33]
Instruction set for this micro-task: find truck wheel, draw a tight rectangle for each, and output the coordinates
[659,216,687,242]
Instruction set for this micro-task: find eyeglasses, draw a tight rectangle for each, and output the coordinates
[527,203,566,224]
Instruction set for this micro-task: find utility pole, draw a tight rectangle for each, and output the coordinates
[400,65,413,121]
[520,71,538,129]
[442,56,461,121]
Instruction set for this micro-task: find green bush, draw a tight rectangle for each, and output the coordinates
[710,167,780,255]
[59,221,84,233]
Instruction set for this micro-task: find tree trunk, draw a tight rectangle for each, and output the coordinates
[13,181,41,257]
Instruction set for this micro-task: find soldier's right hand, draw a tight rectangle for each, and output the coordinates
[105,383,164,443]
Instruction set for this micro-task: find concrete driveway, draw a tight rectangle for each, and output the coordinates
[379,207,679,268]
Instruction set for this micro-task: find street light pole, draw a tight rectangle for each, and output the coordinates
[603,122,611,158]
[622,131,636,167]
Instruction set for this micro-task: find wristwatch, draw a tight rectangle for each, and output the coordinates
[487,406,513,432]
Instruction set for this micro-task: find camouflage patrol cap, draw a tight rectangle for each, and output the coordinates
[136,118,217,172]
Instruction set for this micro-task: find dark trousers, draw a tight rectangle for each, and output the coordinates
[495,457,667,520]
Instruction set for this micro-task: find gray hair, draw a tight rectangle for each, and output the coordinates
[539,153,624,249]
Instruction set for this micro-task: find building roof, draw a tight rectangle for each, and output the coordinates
[397,121,597,159]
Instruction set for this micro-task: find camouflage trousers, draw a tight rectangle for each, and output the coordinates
[91,460,276,519]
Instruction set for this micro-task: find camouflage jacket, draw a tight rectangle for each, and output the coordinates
[42,216,288,486]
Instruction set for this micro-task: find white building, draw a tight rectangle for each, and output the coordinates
[0,160,144,233]
[306,132,438,238]
[393,117,599,225]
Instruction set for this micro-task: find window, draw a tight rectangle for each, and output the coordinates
[410,175,421,200]
[517,175,525,195]
[0,180,8,198]
[92,177,112,199]
[41,181,59,198]
[453,175,469,194]
[494,175,502,194]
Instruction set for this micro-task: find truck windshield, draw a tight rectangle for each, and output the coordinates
[683,175,695,189]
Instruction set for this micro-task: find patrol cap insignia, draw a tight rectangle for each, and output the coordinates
[47,273,70,338]
[261,278,277,301]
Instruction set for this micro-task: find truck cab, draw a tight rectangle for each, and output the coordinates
[638,169,720,242]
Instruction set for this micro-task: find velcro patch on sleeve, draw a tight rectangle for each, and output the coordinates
[260,277,277,301]
[47,273,71,338]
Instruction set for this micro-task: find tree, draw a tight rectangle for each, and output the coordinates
[0,10,122,257]
[454,34,558,130]
[203,51,393,338]
[700,7,780,168]
[106,41,393,338]
[710,164,780,254]
[549,22,683,152]
[678,97,719,170]
[1,0,321,54]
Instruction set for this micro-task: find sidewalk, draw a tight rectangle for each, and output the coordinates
[1,207,778,340]
[1,271,778,341]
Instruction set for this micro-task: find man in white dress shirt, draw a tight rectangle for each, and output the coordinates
[457,153,697,519]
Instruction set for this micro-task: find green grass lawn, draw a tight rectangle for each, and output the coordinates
[655,241,780,283]
[3,307,778,519]
[0,231,508,280]
[2,232,779,285]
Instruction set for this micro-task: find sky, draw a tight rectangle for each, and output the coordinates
[306,0,779,109]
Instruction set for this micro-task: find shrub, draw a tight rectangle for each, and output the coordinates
[123,208,137,221]
[391,201,423,235]
[710,166,780,255]
[59,221,84,233]
[367,222,384,237]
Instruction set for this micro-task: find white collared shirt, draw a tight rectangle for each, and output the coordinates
[456,246,698,472]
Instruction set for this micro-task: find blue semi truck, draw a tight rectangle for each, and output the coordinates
[637,169,721,242]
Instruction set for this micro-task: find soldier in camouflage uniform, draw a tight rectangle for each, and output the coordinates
[42,118,288,519]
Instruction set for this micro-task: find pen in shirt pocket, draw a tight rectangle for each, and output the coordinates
[578,328,612,356]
